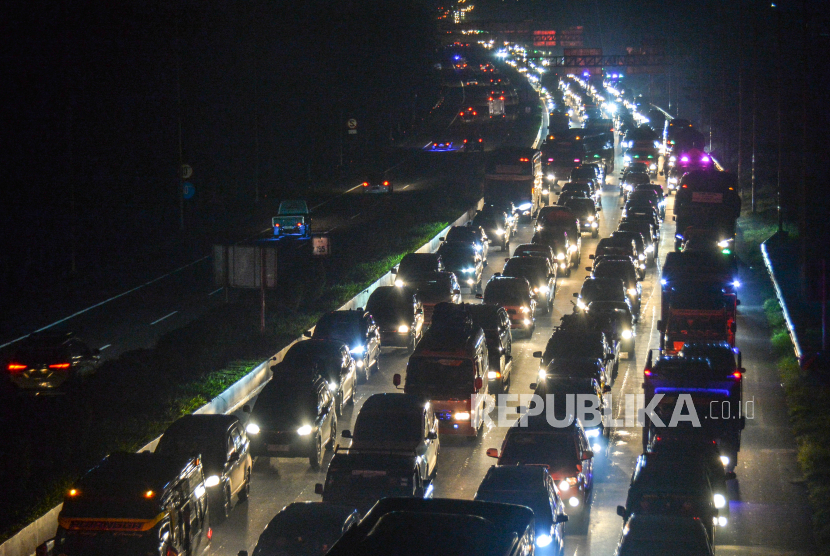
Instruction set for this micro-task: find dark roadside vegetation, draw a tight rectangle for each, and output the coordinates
[737,205,830,552]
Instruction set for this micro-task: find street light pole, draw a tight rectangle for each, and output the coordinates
[175,17,185,231]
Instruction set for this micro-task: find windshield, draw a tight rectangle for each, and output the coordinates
[413,277,451,302]
[253,382,317,426]
[313,315,360,344]
[398,256,438,277]
[545,335,603,359]
[439,246,475,269]
[582,279,624,301]
[405,357,475,399]
[475,491,552,525]
[367,289,412,322]
[593,263,636,287]
[446,228,476,243]
[564,199,594,215]
[253,509,354,556]
[484,281,528,306]
[61,486,162,520]
[500,432,579,468]
[282,343,343,372]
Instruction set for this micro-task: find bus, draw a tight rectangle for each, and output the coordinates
[484,147,543,218]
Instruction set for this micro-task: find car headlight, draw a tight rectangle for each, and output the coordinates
[568,244,577,253]
[568,497,580,507]
[720,455,730,466]
[638,254,645,261]
[621,329,633,340]
[297,425,313,436]
[398,324,410,333]
[542,189,549,195]
[624,155,631,162]
[487,371,501,379]
[453,412,471,420]
[467,279,476,285]
[714,493,726,509]
[547,173,555,180]
[518,202,533,211]
[538,368,547,380]
[204,475,221,488]
[558,479,573,492]
[646,244,654,253]
[718,240,731,248]
[576,299,586,309]
[462,267,476,273]
[246,423,260,435]
[628,288,638,297]
[669,156,676,162]
[536,534,553,548]
[350,346,365,356]
[520,306,530,313]
[328,381,338,392]
[587,215,595,222]
[395,279,404,287]
[585,428,600,438]
[718,516,728,527]
[523,319,531,325]
[556,253,565,261]
[591,222,598,228]
[649,163,657,170]
[536,286,550,294]
[495,229,505,236]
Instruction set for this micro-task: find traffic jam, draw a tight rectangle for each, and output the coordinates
[33,46,758,556]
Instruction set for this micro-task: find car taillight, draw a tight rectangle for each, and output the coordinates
[7,363,27,372]
[48,363,71,369]
[732,371,741,380]
[363,182,369,187]
[166,547,179,556]
[644,368,652,377]
[383,181,389,186]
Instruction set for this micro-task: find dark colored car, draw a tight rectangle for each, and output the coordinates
[622,198,661,228]
[620,211,660,242]
[501,256,556,313]
[593,236,644,279]
[586,300,636,355]
[563,197,599,238]
[575,276,627,310]
[589,258,642,314]
[409,271,462,325]
[467,304,514,393]
[441,225,489,260]
[311,310,380,381]
[365,286,424,351]
[535,325,619,381]
[244,377,337,470]
[438,241,485,293]
[534,206,582,265]
[361,172,392,194]
[621,172,650,198]
[532,227,576,278]
[612,230,653,267]
[630,186,665,219]
[325,498,536,556]
[5,332,100,394]
[156,414,252,521]
[613,514,714,556]
[472,205,513,252]
[617,220,657,255]
[474,466,568,555]
[513,242,555,267]
[543,356,609,389]
[247,502,360,556]
[531,375,608,450]
[394,253,444,288]
[275,339,357,415]
[479,276,536,337]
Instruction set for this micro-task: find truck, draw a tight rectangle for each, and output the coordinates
[483,147,542,219]
[658,289,737,354]
[673,170,740,249]
[541,133,584,184]
[272,199,311,239]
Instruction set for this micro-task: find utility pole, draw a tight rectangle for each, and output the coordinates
[775,3,784,233]
[751,3,758,213]
[175,17,185,231]
[737,0,743,193]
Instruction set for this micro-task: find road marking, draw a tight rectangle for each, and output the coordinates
[402,184,411,190]
[0,257,209,350]
[99,344,112,351]
[208,287,224,296]
[150,311,179,326]
[350,213,362,220]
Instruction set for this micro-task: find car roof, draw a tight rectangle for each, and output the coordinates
[74,452,196,493]
[360,393,427,414]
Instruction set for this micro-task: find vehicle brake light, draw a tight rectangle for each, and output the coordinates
[644,368,652,376]
[7,363,27,372]
[363,182,369,187]
[166,547,179,556]
[383,181,389,186]
[48,363,70,369]
[732,371,742,379]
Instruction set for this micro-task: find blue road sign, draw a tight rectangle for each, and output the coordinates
[183,181,195,199]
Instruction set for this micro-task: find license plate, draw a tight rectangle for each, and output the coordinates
[620,352,629,359]
[267,444,290,452]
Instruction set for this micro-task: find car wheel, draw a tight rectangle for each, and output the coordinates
[216,484,232,522]
[309,435,322,470]
[371,354,380,375]
[238,468,251,502]
[326,413,337,450]
[346,383,356,405]
[364,357,371,382]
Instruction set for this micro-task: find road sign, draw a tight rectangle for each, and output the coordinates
[180,164,193,179]
[183,181,195,199]
[347,118,357,129]
[312,235,331,256]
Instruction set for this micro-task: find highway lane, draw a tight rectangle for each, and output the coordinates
[210,152,815,556]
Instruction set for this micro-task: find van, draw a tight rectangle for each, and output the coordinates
[43,452,210,556]
[394,316,489,438]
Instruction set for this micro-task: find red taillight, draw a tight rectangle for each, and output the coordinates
[363,182,369,187]
[383,181,389,186]
[732,371,742,379]
[460,112,464,116]
[644,368,652,376]
[49,363,70,369]
[682,184,687,188]
[166,547,179,556]
[207,527,213,540]
[7,363,27,372]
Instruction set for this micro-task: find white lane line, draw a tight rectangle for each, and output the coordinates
[402,184,411,190]
[0,256,209,350]
[208,287,224,296]
[99,344,112,351]
[349,213,362,220]
[150,311,179,326]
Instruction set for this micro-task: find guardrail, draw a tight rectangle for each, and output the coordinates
[0,199,484,556]
[761,239,803,360]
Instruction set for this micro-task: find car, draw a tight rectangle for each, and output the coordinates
[531,375,608,451]
[441,224,489,260]
[620,172,651,199]
[325,498,536,556]
[612,229,653,267]
[438,241,485,293]
[513,242,555,267]
[310,310,381,381]
[243,376,337,470]
[559,182,594,204]
[543,356,609,389]
[487,414,594,529]
[630,185,666,218]
[624,148,659,176]
[408,271,462,325]
[5,332,100,394]
[613,514,714,556]
[472,205,513,252]
[272,199,311,238]
[593,236,645,279]
[531,228,576,277]
[571,164,603,186]
[365,286,424,351]
[620,210,661,241]
[501,256,556,314]
[574,276,628,310]
[466,304,514,394]
[586,300,637,355]
[459,106,479,123]
[563,197,599,238]
[479,276,536,337]
[155,414,252,522]
[275,339,358,415]
[361,172,393,194]
[394,252,444,288]
[589,258,642,313]
[619,216,659,244]
[474,466,568,554]
[340,393,440,486]
[425,140,465,152]
[617,221,657,258]
[536,323,619,381]
[244,502,360,556]
[622,198,661,228]
[534,206,582,264]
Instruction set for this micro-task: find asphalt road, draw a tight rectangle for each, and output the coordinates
[208,149,815,556]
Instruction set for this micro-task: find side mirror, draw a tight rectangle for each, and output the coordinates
[505,258,510,262]
[572,292,579,297]
[486,448,500,458]
[656,320,663,331]
[589,254,595,259]
[617,505,628,518]
[392,267,398,274]
[393,373,402,387]
[725,471,737,481]
[736,299,741,306]
[228,451,240,463]
[341,430,352,439]
[730,322,737,334]
[555,514,569,524]
[427,431,438,440]
[242,404,251,413]
[672,216,676,221]
[532,351,543,358]
[581,450,594,460]
[475,377,483,391]
[529,382,538,390]
[740,367,746,374]
[585,267,592,271]
[303,330,312,338]
[314,483,324,495]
